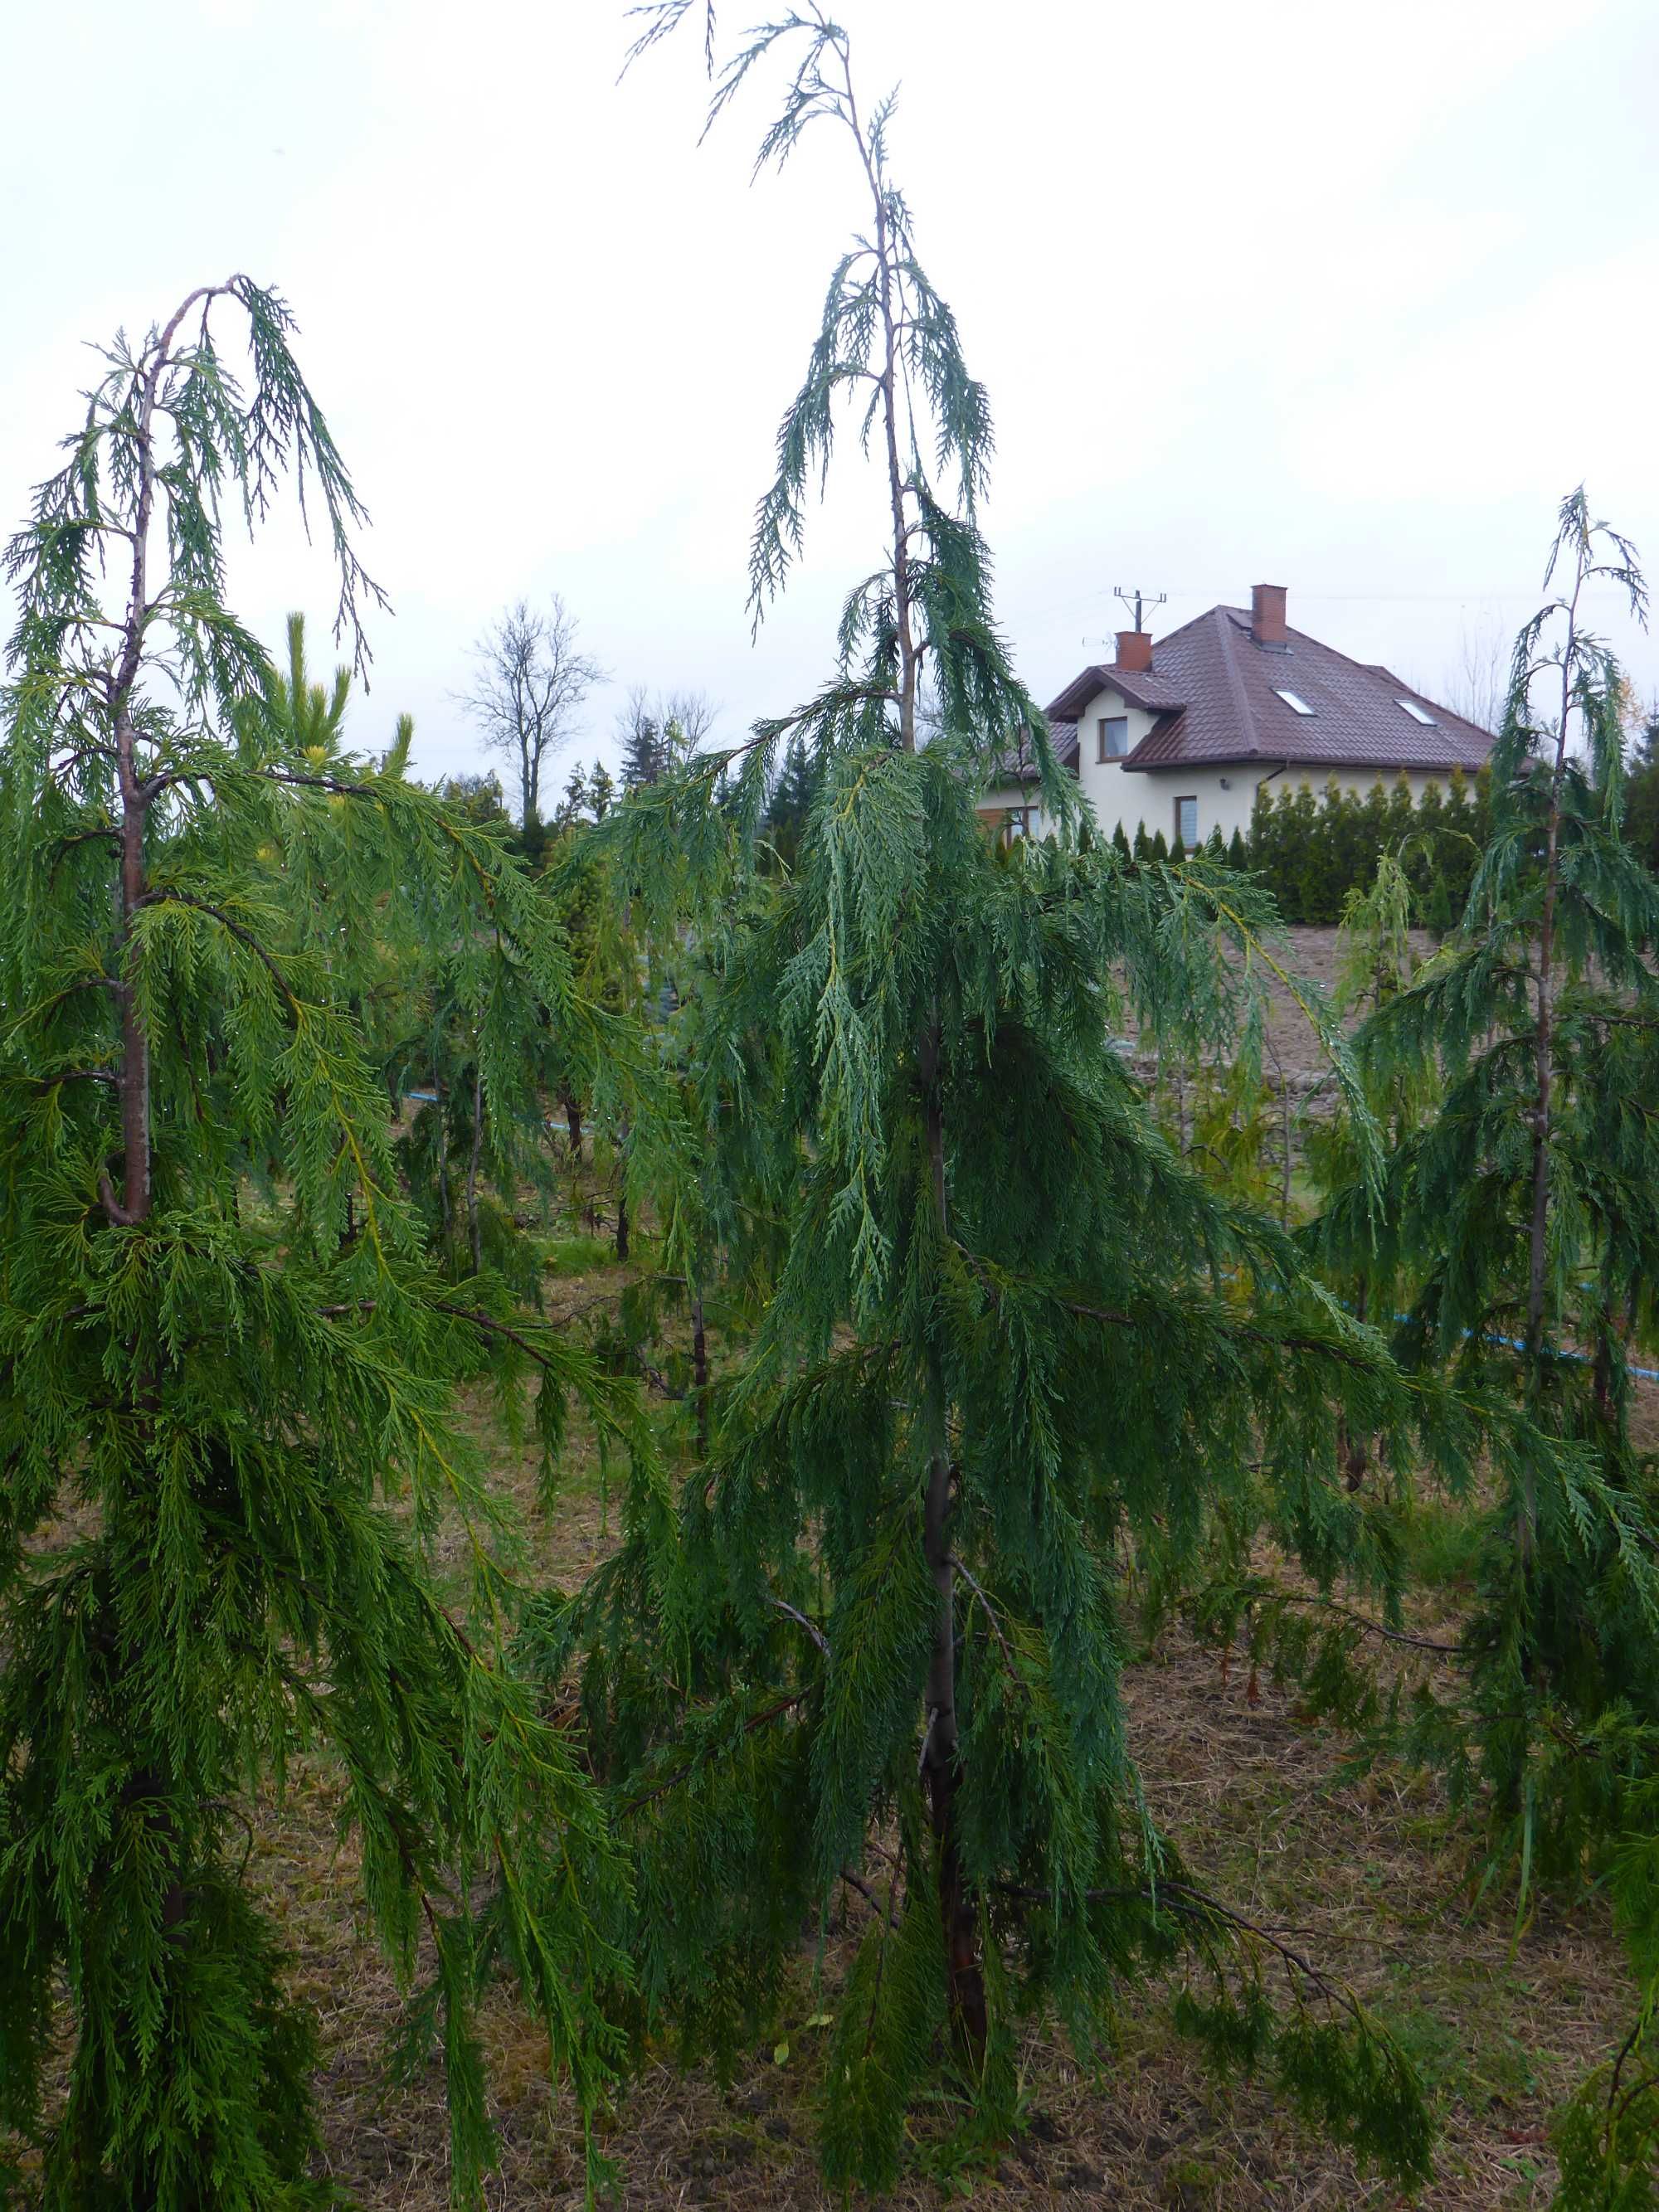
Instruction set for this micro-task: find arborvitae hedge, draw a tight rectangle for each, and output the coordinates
[1247,769,1491,926]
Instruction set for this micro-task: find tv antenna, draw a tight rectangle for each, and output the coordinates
[1114,584,1166,633]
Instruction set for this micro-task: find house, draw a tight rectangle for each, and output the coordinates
[983,584,1495,848]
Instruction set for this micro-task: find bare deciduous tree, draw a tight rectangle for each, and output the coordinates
[1443,610,1510,733]
[458,594,604,824]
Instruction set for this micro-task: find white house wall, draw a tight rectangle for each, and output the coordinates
[1117,765,1457,847]
[977,684,1465,845]
[1073,686,1161,826]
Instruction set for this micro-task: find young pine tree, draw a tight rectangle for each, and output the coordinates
[0,280,642,2208]
[562,10,1484,2190]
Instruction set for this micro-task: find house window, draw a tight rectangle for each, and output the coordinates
[1004,805,1034,844]
[1175,795,1198,848]
[1274,688,1315,716]
[1397,698,1437,725]
[1097,715,1130,761]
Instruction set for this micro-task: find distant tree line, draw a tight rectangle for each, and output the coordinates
[1621,699,1659,873]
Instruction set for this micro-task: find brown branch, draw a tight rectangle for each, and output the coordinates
[949,1554,1018,1677]
[50,825,122,869]
[960,1241,1376,1373]
[993,1875,1355,2015]
[260,767,384,800]
[767,1593,830,1659]
[837,1865,886,1918]
[620,1688,811,1817]
[98,1173,145,1227]
[433,1301,562,1373]
[138,888,298,1005]
[1259,1588,1470,1657]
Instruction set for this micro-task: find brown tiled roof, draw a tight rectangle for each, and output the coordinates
[1047,664,1188,718]
[1046,606,1494,777]
[993,719,1078,782]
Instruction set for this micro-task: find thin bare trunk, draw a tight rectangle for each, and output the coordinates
[1339,1284,1370,1491]
[917,1016,987,2054]
[1525,557,1585,1363]
[836,46,918,752]
[466,1062,484,1275]
[615,1117,630,1263]
[1591,1242,1619,1432]
[100,300,212,2007]
[692,1293,709,1456]
[816,41,984,2045]
[434,1075,453,1248]
[101,316,189,1228]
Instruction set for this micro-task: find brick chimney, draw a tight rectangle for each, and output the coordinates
[1251,583,1288,646]
[1115,627,1153,673]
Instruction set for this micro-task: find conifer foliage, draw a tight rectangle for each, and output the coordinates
[1326,494,1659,1837]
[0,280,637,2206]
[1309,499,1659,2206]
[565,12,1480,2190]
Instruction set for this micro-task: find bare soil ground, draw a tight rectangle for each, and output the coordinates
[252,1263,1639,2212]
[1125,924,1439,1080]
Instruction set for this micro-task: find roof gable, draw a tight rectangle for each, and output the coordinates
[1046,665,1187,719]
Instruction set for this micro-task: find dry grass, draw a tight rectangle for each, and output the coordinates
[12,987,1648,2210]
[241,1246,1642,2212]
[251,1521,1637,2210]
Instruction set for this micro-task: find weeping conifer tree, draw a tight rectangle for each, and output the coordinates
[0,280,646,2208]
[1315,492,1659,1867]
[544,9,1546,2189]
[1300,496,1659,2205]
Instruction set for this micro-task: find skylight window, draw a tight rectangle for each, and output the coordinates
[1274,688,1315,716]
[1397,698,1437,726]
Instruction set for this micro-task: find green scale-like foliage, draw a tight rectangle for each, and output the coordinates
[565,727,1492,2191]
[1299,503,1659,2180]
[551,13,1531,2190]
[0,280,653,2207]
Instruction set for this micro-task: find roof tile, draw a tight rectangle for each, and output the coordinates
[1050,605,1493,776]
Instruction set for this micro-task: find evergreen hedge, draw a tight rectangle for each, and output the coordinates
[1246,768,1491,929]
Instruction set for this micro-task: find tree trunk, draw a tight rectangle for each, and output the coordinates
[466,1062,484,1276]
[434,1074,453,1251]
[692,1293,709,1456]
[839,36,983,2043]
[1525,568,1584,1367]
[114,786,152,1222]
[917,1018,987,2055]
[1339,1283,1370,1490]
[839,49,919,754]
[100,309,197,2139]
[1591,1241,1620,1432]
[615,1118,630,1263]
[562,1088,582,1159]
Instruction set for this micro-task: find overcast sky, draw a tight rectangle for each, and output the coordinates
[2,0,1656,788]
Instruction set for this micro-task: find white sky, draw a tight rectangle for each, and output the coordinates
[2,0,1656,786]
